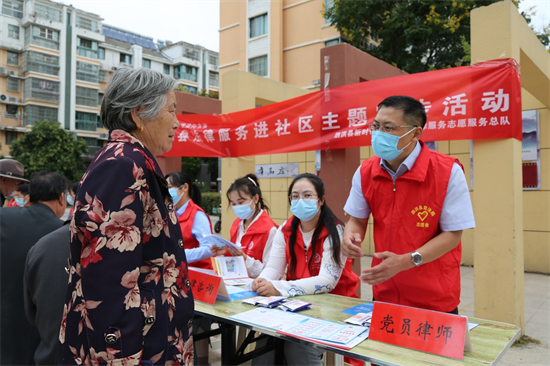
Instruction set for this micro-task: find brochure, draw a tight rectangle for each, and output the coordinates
[242,296,287,308]
[211,256,250,280]
[229,307,310,331]
[224,278,254,286]
[203,234,242,250]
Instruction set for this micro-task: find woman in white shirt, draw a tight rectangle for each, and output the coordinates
[251,173,359,366]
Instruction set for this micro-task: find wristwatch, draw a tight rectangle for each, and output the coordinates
[411,251,423,267]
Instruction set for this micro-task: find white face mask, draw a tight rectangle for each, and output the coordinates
[232,200,256,220]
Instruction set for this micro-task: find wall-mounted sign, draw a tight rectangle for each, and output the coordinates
[255,163,299,178]
[522,110,540,190]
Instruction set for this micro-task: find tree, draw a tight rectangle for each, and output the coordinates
[10,121,89,182]
[325,0,548,73]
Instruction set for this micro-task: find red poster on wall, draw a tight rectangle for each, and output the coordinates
[163,58,521,158]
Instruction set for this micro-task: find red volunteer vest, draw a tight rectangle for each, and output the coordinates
[230,210,278,261]
[178,199,213,269]
[282,217,359,298]
[361,141,462,312]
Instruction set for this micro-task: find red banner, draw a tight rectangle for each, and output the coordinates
[165,58,521,158]
[188,268,221,305]
[369,302,468,360]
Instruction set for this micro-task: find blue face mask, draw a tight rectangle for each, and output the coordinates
[67,195,74,206]
[232,201,255,220]
[371,128,415,161]
[169,187,181,205]
[14,196,26,207]
[291,198,319,222]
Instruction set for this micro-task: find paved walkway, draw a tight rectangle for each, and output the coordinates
[209,256,550,365]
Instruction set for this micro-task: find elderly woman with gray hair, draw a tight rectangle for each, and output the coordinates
[58,68,195,365]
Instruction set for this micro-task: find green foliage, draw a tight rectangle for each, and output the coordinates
[201,192,221,216]
[325,0,500,73]
[10,121,88,182]
[181,157,202,178]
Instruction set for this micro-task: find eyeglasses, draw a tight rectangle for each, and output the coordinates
[289,193,318,201]
[367,123,418,134]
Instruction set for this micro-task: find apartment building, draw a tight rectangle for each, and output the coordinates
[0,0,219,158]
[219,0,341,90]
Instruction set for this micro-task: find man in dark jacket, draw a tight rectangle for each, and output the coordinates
[24,222,71,365]
[0,171,68,365]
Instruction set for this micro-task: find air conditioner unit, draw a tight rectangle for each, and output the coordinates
[0,67,8,76]
[0,94,8,103]
[112,66,118,71]
[99,132,108,139]
[9,71,19,77]
[8,96,18,103]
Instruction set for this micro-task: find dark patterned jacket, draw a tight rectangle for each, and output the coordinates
[58,130,194,365]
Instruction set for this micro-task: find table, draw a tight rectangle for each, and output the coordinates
[194,294,520,366]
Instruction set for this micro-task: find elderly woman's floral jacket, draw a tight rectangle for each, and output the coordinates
[58,130,194,365]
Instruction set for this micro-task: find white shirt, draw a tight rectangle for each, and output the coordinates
[344,142,476,231]
[258,221,347,297]
[234,210,277,278]
[176,200,213,263]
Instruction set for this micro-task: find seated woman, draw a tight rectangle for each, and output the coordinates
[251,173,359,366]
[211,174,277,278]
[166,172,213,269]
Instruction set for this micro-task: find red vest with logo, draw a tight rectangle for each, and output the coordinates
[281,217,359,298]
[360,141,462,312]
[178,199,213,269]
[230,210,278,261]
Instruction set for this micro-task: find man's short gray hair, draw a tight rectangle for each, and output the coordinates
[100,68,178,132]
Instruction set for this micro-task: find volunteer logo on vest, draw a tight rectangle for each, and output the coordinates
[312,253,322,270]
[411,205,436,228]
[248,241,254,250]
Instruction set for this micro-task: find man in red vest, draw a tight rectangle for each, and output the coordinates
[342,95,475,314]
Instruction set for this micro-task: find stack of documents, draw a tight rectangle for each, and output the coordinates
[242,296,287,308]
[344,312,372,326]
[277,299,311,312]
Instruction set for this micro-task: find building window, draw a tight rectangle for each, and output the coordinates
[249,55,268,77]
[163,64,170,75]
[21,51,60,76]
[183,47,200,61]
[209,55,218,66]
[2,0,23,19]
[23,78,60,103]
[23,105,58,126]
[142,59,151,69]
[26,26,60,50]
[81,137,101,157]
[325,0,334,24]
[76,111,99,131]
[75,86,99,107]
[250,14,267,38]
[5,131,18,145]
[76,16,99,32]
[5,104,18,118]
[325,38,340,47]
[77,38,98,59]
[120,54,132,65]
[7,77,19,92]
[183,85,198,95]
[34,3,62,22]
[8,24,19,39]
[209,71,219,87]
[98,47,105,60]
[76,62,99,83]
[7,51,18,65]
[99,70,109,83]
